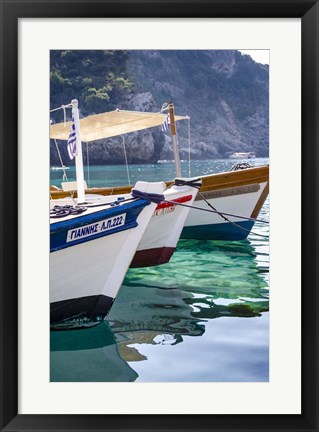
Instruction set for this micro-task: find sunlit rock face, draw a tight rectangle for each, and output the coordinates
[50,50,268,165]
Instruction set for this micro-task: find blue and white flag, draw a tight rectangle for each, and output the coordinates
[161,114,170,132]
[67,116,77,160]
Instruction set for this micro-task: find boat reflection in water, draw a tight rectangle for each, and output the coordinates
[109,238,268,359]
[50,235,269,382]
[50,322,138,382]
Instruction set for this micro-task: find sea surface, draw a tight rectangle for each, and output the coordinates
[50,158,269,382]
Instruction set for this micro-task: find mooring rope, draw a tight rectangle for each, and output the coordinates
[174,178,268,223]
[50,205,87,219]
[50,187,269,238]
[196,190,267,238]
[132,182,269,239]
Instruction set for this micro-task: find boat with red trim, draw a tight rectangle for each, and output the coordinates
[50,100,166,328]
[50,105,201,267]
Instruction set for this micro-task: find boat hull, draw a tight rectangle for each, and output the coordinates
[182,175,268,240]
[50,294,114,328]
[50,165,269,242]
[181,220,255,240]
[130,185,198,267]
[130,246,176,268]
[51,184,198,268]
[50,198,156,327]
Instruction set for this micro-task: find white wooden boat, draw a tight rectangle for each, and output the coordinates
[50,102,268,243]
[50,100,165,328]
[181,165,269,240]
[229,151,256,159]
[50,106,201,268]
[130,180,199,267]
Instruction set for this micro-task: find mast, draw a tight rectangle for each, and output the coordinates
[168,101,181,178]
[71,99,86,204]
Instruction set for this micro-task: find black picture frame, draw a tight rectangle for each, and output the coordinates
[1,1,318,431]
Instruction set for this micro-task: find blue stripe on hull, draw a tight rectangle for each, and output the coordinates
[181,220,255,240]
[50,199,150,252]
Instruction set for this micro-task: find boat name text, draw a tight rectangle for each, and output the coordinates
[196,184,260,201]
[66,213,126,242]
[154,206,176,216]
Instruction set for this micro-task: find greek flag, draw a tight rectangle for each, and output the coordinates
[161,114,170,132]
[67,116,77,160]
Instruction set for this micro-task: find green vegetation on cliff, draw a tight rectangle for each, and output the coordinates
[50,50,133,117]
[50,50,268,165]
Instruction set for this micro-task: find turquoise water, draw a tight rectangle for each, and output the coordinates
[50,158,269,188]
[50,159,269,382]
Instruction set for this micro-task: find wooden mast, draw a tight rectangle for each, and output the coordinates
[168,101,181,178]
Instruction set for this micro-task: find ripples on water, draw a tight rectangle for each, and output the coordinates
[50,159,269,382]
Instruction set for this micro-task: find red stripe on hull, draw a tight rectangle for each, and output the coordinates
[130,247,175,268]
[156,195,192,210]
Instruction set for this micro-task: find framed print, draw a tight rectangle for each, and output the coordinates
[0,0,318,431]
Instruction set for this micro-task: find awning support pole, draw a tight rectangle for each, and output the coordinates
[168,101,181,178]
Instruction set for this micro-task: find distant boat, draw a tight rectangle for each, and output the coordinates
[229,152,256,159]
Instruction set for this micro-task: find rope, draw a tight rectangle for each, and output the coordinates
[86,142,91,188]
[133,179,268,239]
[77,196,136,209]
[131,189,165,204]
[167,197,269,239]
[174,179,268,224]
[187,117,191,177]
[161,102,169,113]
[50,103,73,113]
[196,190,267,238]
[167,198,267,224]
[231,162,253,171]
[122,134,131,185]
[50,205,87,219]
[49,123,75,202]
[175,178,202,188]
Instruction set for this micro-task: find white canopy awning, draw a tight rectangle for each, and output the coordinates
[50,109,189,142]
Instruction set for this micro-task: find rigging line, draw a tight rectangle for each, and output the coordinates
[122,135,131,185]
[77,196,136,209]
[50,123,75,202]
[197,190,269,237]
[157,198,268,224]
[161,102,169,113]
[162,198,269,239]
[130,189,268,238]
[50,103,73,113]
[187,117,191,177]
[86,142,91,188]
[197,192,267,238]
[174,179,268,237]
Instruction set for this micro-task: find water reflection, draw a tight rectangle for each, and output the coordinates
[50,322,138,382]
[50,224,269,382]
[50,160,269,382]
[110,237,268,374]
[50,158,269,188]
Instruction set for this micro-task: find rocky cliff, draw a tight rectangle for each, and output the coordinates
[50,50,268,165]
